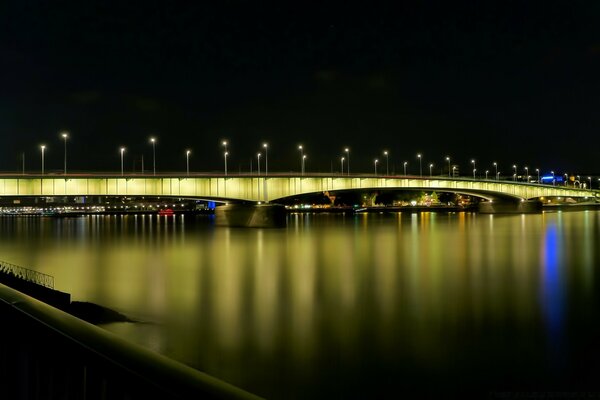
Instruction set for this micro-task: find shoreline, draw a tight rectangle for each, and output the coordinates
[1,203,599,217]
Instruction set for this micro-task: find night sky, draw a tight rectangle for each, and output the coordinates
[2,1,600,176]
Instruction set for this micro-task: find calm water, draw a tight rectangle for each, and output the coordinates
[1,211,600,399]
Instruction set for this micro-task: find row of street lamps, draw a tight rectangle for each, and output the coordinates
[33,136,596,189]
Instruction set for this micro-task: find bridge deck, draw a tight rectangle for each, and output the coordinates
[0,174,596,203]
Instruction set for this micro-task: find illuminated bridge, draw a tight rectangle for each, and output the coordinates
[0,173,596,204]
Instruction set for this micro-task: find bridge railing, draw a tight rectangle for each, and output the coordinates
[0,283,262,400]
[0,259,54,288]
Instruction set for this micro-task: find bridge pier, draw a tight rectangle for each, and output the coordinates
[478,199,543,214]
[214,203,287,228]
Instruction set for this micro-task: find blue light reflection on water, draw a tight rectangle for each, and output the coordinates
[540,216,565,369]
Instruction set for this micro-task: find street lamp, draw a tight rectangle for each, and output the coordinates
[150,137,156,176]
[344,147,350,175]
[341,157,345,174]
[302,154,307,175]
[551,170,555,186]
[446,156,451,177]
[403,161,407,175]
[513,165,517,181]
[257,152,261,176]
[536,168,540,183]
[485,170,489,180]
[588,176,592,190]
[186,149,191,176]
[263,143,268,176]
[374,159,378,175]
[524,166,529,182]
[417,153,422,177]
[40,145,46,175]
[120,147,125,176]
[61,131,68,175]
[298,145,304,175]
[222,141,228,176]
[493,162,498,180]
[383,151,389,175]
[429,163,433,177]
[473,168,476,179]
[452,166,457,177]
[471,159,476,178]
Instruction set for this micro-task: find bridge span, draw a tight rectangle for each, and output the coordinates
[0,173,596,204]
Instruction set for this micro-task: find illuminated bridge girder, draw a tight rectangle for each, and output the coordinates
[0,175,596,203]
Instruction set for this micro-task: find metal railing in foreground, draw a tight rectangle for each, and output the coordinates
[0,260,54,288]
[0,283,263,400]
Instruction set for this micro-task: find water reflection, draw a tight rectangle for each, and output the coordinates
[1,211,599,398]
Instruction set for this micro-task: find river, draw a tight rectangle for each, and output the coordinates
[1,210,599,399]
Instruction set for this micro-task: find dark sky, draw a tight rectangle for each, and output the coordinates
[2,1,600,176]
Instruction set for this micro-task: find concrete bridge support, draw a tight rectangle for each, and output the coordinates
[478,199,543,214]
[214,203,287,228]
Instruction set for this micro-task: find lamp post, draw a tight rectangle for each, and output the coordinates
[150,137,156,176]
[40,145,46,175]
[186,150,191,176]
[429,163,433,177]
[302,154,306,175]
[61,132,68,175]
[471,159,476,178]
[120,147,125,176]
[222,141,228,176]
[344,147,350,176]
[263,143,268,176]
[383,151,389,175]
[452,166,457,177]
[341,157,345,174]
[417,153,422,177]
[536,168,540,183]
[257,152,261,176]
[513,165,517,181]
[374,159,378,175]
[298,145,304,175]
[524,166,529,182]
[473,168,476,179]
[485,170,489,180]
[551,170,555,185]
[446,156,451,177]
[403,161,407,175]
[588,176,592,190]
[493,162,498,180]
